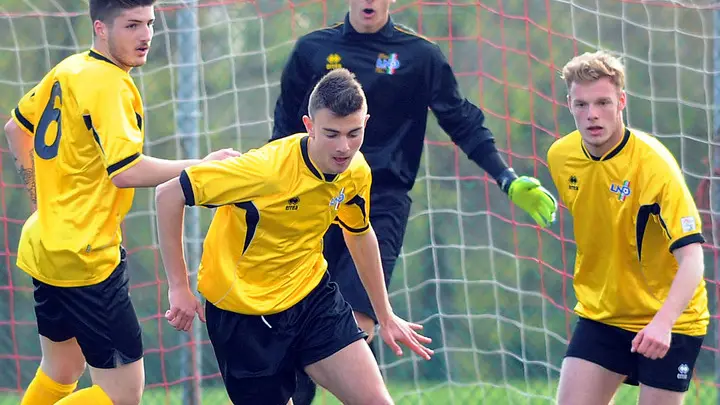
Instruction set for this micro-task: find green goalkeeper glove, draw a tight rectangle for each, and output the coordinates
[497,169,558,228]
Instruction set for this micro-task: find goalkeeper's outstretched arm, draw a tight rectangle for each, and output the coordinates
[425,44,558,228]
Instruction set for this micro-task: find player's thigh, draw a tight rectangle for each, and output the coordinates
[205,301,298,405]
[56,254,145,396]
[32,278,86,383]
[557,318,636,405]
[636,332,703,401]
[304,339,392,405]
[88,359,144,405]
[296,277,379,404]
[557,357,626,405]
[67,261,143,368]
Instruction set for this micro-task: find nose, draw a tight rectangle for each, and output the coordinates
[587,104,599,120]
[336,136,351,153]
[140,24,153,42]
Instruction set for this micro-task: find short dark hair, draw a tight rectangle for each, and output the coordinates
[89,0,155,23]
[308,68,367,118]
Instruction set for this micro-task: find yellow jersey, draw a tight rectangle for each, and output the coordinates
[547,128,708,336]
[11,49,145,287]
[181,134,372,315]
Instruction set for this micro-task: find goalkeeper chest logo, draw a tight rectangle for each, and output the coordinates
[376,53,400,75]
[326,53,342,70]
[329,187,345,210]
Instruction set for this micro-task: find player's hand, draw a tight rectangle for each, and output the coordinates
[508,176,558,228]
[631,319,672,360]
[166,286,206,332]
[202,148,241,162]
[378,314,434,360]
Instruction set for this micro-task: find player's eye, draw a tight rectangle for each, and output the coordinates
[127,24,137,29]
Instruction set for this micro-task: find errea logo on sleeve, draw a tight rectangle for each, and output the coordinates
[681,217,697,233]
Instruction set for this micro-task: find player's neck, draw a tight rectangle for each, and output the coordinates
[348,14,390,34]
[91,43,132,73]
[584,124,626,158]
[306,137,331,174]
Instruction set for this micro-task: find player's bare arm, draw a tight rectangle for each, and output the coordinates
[631,242,705,360]
[4,119,36,210]
[342,226,434,360]
[154,176,205,332]
[112,148,239,188]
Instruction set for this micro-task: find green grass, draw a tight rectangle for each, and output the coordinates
[0,379,717,404]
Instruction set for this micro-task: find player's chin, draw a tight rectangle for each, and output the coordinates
[130,56,149,67]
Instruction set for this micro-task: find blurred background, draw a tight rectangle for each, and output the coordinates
[1,0,720,403]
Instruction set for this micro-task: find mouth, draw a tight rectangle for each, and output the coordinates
[136,45,150,56]
[587,125,603,135]
[362,8,376,18]
[333,156,350,165]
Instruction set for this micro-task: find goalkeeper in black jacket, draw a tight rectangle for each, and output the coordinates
[271,1,558,403]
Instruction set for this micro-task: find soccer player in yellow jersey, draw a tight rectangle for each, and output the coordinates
[3,1,239,404]
[155,68,434,405]
[548,51,708,405]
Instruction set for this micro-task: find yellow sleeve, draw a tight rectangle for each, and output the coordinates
[11,84,41,136]
[657,157,705,252]
[180,148,277,207]
[546,140,566,206]
[85,77,144,178]
[336,162,372,234]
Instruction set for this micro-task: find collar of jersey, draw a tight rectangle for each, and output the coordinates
[88,49,119,68]
[342,13,395,38]
[300,136,339,183]
[581,127,631,161]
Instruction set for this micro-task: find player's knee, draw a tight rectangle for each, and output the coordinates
[107,389,142,405]
[91,360,145,405]
[365,391,394,405]
[102,382,142,405]
[40,355,86,385]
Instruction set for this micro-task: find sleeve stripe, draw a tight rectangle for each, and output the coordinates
[13,107,34,133]
[669,233,705,252]
[345,194,367,223]
[107,153,141,176]
[336,217,370,234]
[179,170,195,206]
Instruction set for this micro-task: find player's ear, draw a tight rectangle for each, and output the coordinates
[618,90,627,112]
[93,20,107,39]
[364,114,370,126]
[302,115,314,137]
[566,94,572,113]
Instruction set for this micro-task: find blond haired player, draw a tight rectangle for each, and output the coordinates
[548,51,708,405]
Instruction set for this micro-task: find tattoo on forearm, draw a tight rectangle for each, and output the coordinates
[14,149,36,205]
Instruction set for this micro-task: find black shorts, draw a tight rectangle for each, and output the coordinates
[565,317,704,392]
[206,274,366,405]
[32,247,143,369]
[324,189,411,323]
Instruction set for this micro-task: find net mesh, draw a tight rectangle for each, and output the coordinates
[1,0,720,403]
